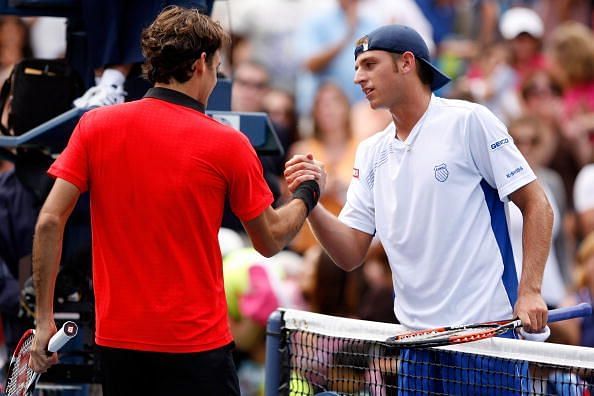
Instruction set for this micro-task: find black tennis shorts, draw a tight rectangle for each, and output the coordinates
[98,342,240,395]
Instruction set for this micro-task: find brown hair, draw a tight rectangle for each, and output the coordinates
[141,6,230,84]
[508,115,544,142]
[307,249,366,317]
[548,22,594,87]
[312,82,353,141]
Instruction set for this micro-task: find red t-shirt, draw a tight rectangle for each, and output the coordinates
[49,88,273,352]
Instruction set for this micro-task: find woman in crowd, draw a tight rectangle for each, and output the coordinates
[548,21,594,166]
[288,82,358,253]
[520,69,583,207]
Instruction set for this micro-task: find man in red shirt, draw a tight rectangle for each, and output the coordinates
[29,6,324,395]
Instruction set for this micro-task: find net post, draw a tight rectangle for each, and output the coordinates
[264,309,283,396]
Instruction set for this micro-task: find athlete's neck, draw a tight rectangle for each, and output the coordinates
[390,89,431,141]
[155,80,203,105]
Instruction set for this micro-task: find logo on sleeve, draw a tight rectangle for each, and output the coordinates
[506,166,524,178]
[353,168,360,179]
[490,138,509,151]
[434,163,449,182]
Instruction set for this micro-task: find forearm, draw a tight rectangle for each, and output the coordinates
[269,199,309,252]
[32,214,64,324]
[518,196,553,296]
[478,0,498,45]
[307,204,371,271]
[305,43,344,73]
[245,199,309,258]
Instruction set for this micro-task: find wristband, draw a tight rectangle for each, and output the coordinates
[515,325,550,342]
[292,180,320,215]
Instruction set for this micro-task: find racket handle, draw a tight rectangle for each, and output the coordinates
[47,321,78,353]
[548,303,592,323]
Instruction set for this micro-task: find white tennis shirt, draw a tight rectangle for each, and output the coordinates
[339,95,536,329]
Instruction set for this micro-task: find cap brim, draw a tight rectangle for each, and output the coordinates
[420,59,451,91]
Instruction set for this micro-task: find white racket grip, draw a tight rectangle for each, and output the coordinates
[48,321,78,352]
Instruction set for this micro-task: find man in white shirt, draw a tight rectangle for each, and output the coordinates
[285,24,553,394]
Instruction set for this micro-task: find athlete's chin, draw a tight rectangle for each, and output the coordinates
[367,98,384,110]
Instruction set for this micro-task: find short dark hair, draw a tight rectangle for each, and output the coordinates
[390,53,433,87]
[141,6,230,84]
[416,59,433,87]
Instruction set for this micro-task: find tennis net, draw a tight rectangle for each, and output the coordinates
[264,309,594,396]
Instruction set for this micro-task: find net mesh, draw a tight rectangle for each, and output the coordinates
[274,309,594,396]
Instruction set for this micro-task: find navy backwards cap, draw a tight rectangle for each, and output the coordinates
[354,24,451,91]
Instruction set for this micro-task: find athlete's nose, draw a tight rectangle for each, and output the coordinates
[354,68,366,86]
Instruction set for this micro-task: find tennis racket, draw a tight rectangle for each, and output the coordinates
[385,303,592,348]
[4,321,78,396]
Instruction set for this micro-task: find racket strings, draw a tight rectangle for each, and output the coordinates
[388,325,504,346]
[5,336,37,396]
[399,327,491,341]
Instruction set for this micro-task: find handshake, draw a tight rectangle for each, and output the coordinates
[284,153,327,215]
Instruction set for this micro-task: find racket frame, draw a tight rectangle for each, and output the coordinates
[385,303,592,348]
[4,321,78,396]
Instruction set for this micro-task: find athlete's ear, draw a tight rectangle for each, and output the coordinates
[193,53,207,75]
[400,51,415,74]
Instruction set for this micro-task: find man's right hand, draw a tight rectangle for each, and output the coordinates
[29,322,59,373]
[284,153,327,196]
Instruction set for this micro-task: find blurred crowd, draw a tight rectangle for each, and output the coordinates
[0,0,594,395]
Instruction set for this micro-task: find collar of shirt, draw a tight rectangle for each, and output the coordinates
[143,87,205,114]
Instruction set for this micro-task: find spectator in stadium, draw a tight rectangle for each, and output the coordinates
[231,60,270,113]
[293,0,377,114]
[453,42,521,123]
[507,116,568,308]
[499,7,547,88]
[538,0,593,36]
[262,87,299,159]
[29,7,324,395]
[73,1,214,109]
[285,23,552,393]
[520,69,583,208]
[0,16,32,85]
[72,2,160,108]
[550,232,594,347]
[262,88,300,188]
[288,82,358,253]
[299,245,366,318]
[414,0,499,48]
[548,21,594,166]
[210,0,312,92]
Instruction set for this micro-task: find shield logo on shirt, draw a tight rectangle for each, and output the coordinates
[434,163,449,182]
